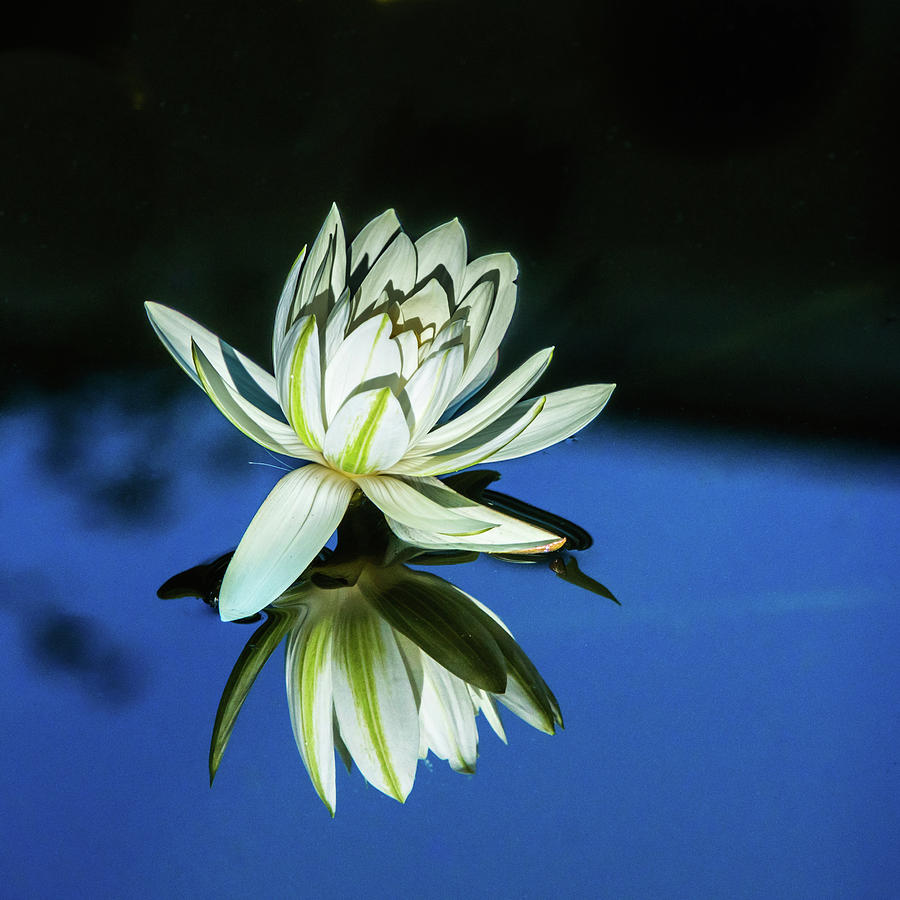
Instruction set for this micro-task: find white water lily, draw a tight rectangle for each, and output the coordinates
[146,204,614,621]
[276,561,561,815]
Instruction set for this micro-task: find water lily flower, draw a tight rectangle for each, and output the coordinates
[146,205,614,621]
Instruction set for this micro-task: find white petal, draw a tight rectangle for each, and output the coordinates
[473,383,616,464]
[323,314,402,422]
[393,328,421,380]
[272,245,308,362]
[323,289,352,364]
[323,388,410,475]
[295,204,346,318]
[410,348,553,455]
[398,278,452,337]
[382,476,563,554]
[456,252,518,398]
[285,606,337,815]
[497,671,556,735]
[355,474,497,536]
[192,341,321,460]
[414,218,467,303]
[469,687,507,743]
[394,396,545,477]
[352,232,417,322]
[441,350,498,420]
[145,302,282,419]
[281,315,326,451]
[349,208,401,289]
[402,342,465,443]
[418,655,479,773]
[330,603,419,802]
[219,465,355,621]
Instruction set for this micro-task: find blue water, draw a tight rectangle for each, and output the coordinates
[1,388,897,898]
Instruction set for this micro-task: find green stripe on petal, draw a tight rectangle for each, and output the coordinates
[323,388,410,475]
[191,340,321,460]
[286,315,325,450]
[331,602,418,803]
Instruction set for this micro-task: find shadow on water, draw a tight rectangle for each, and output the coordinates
[0,570,146,706]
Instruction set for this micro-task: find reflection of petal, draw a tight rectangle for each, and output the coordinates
[331,604,419,803]
[286,606,338,814]
[418,654,479,773]
[219,466,354,621]
[357,564,507,693]
[210,608,295,785]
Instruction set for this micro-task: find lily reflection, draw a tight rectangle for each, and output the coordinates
[159,472,616,814]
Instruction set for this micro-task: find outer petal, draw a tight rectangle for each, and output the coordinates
[355,474,497,536]
[323,388,410,475]
[469,383,616,464]
[219,465,355,621]
[409,348,553,455]
[145,302,282,420]
[281,315,326,450]
[381,476,564,553]
[469,687,507,743]
[192,341,321,460]
[331,602,419,803]
[285,607,338,815]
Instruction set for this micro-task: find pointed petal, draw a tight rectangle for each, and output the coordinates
[456,252,517,397]
[352,232,417,322]
[331,603,419,802]
[418,656,479,773]
[285,606,338,814]
[414,218,467,303]
[441,350,498,420]
[349,208,401,294]
[356,564,507,693]
[398,278,453,337]
[295,204,346,318]
[281,315,326,450]
[210,607,295,785]
[380,476,564,553]
[465,594,562,733]
[473,383,616,464]
[323,388,410,475]
[395,396,545,477]
[323,289,352,364]
[323,313,402,421]
[145,302,282,419]
[402,342,465,443]
[355,474,497,536]
[411,348,553,455]
[272,245,308,360]
[219,465,355,621]
[469,687,507,743]
[192,341,321,460]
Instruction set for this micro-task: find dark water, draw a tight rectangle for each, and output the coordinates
[2,390,897,897]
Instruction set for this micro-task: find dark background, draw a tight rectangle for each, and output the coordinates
[2,0,897,442]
